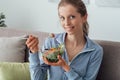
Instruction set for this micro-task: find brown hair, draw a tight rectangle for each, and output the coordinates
[58,0,89,36]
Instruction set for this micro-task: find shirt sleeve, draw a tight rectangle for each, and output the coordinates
[64,47,103,80]
[29,51,49,80]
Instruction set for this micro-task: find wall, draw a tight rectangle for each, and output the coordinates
[0,0,120,42]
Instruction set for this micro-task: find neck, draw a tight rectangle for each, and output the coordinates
[65,33,86,61]
[66,33,85,46]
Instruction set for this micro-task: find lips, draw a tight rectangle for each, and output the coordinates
[65,26,74,31]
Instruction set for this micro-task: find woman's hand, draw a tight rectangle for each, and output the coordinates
[43,55,70,72]
[26,35,39,53]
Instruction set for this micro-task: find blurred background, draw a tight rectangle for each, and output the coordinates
[0,0,120,41]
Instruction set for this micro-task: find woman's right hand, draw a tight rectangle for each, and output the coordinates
[26,35,39,53]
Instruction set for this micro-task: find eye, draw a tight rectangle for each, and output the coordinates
[69,15,75,19]
[60,16,65,21]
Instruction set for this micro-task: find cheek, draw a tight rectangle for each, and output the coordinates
[74,21,83,30]
[77,19,84,26]
[73,20,82,26]
[60,21,64,27]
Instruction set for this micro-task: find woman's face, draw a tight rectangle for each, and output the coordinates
[58,4,87,35]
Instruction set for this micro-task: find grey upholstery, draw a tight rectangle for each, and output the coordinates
[0,28,49,62]
[96,40,120,80]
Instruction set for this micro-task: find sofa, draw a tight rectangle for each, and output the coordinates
[0,27,120,80]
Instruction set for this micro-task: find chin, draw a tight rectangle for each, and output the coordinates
[66,32,74,35]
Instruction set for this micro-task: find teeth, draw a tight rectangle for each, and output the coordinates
[66,28,72,31]
[65,26,74,31]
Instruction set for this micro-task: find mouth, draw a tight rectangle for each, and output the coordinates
[65,26,74,31]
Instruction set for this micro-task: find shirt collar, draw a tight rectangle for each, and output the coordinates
[56,32,95,52]
[55,32,66,44]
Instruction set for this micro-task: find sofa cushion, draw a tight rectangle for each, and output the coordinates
[0,35,27,62]
[0,62,30,80]
[96,40,120,80]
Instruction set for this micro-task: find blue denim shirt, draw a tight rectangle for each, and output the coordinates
[29,32,103,80]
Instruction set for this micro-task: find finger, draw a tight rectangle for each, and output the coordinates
[57,55,64,62]
[43,56,49,65]
[42,56,55,65]
[57,55,62,60]
[30,46,39,53]
[30,39,39,49]
[27,37,38,48]
[49,33,55,38]
[43,56,47,62]
[26,35,34,44]
[57,55,66,64]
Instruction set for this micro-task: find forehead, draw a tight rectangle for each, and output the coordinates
[58,4,79,16]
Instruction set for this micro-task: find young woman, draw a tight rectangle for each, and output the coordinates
[26,0,103,80]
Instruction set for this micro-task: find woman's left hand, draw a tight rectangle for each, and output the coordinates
[43,55,70,72]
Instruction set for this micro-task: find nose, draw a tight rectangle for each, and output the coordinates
[64,18,70,26]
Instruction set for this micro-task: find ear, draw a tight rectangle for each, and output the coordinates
[82,14,88,23]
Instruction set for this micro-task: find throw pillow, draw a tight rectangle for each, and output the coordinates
[0,35,27,62]
[0,62,30,80]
